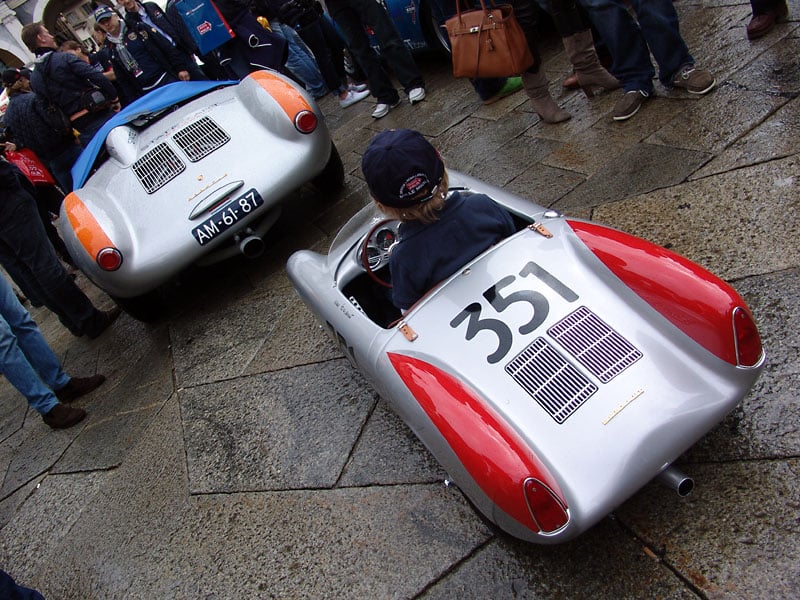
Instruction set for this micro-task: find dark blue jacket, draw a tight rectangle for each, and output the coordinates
[104,19,194,102]
[3,92,77,161]
[29,50,119,118]
[390,191,516,310]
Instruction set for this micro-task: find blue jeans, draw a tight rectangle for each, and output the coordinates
[274,21,328,97]
[0,274,69,415]
[578,0,693,92]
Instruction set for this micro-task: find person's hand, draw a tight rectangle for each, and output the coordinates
[110,100,122,112]
[178,70,190,81]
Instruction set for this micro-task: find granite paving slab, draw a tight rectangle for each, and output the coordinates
[615,460,800,599]
[180,359,375,493]
[694,96,800,177]
[339,399,446,487]
[555,143,712,211]
[591,154,799,280]
[13,397,492,599]
[420,518,696,599]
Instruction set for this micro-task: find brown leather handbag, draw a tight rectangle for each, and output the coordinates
[445,0,534,78]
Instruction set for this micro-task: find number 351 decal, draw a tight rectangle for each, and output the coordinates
[449,262,578,364]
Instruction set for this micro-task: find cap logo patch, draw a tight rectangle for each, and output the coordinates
[399,172,430,200]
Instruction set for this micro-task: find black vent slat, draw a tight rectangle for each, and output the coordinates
[506,338,597,424]
[172,116,230,162]
[548,307,642,383]
[132,143,185,194]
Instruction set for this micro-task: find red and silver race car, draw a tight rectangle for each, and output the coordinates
[287,170,765,543]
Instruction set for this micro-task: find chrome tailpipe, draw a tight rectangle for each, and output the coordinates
[657,466,694,497]
[237,230,265,259]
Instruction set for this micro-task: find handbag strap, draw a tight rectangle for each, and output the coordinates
[454,0,497,24]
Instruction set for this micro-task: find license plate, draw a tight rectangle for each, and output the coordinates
[192,188,264,246]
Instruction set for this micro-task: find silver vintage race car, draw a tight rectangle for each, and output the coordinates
[287,170,765,544]
[60,71,343,320]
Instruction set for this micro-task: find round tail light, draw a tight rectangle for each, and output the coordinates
[96,247,123,271]
[294,110,317,133]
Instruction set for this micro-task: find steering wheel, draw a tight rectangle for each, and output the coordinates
[361,219,400,288]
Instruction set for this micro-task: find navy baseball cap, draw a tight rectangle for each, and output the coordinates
[2,69,21,87]
[361,129,445,209]
[93,5,115,21]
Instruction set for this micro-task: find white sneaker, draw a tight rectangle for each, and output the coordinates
[408,87,426,104]
[348,82,368,93]
[371,100,400,119]
[339,89,370,108]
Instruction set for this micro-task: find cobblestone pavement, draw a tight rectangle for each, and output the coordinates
[1,3,798,598]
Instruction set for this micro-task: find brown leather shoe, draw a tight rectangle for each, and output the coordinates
[43,403,87,429]
[747,13,778,38]
[56,374,106,403]
[747,2,789,39]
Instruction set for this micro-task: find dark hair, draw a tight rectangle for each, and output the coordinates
[21,22,44,52]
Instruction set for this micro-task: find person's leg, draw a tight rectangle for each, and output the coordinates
[0,570,45,600]
[0,275,70,395]
[47,142,83,192]
[298,20,345,94]
[0,189,111,337]
[578,0,655,93]
[352,0,424,93]
[0,277,61,415]
[275,21,328,96]
[626,0,692,87]
[506,0,570,122]
[328,2,399,105]
[536,0,586,35]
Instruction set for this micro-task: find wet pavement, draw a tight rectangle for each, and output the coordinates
[1,3,798,598]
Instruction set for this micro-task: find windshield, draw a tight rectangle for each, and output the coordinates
[329,202,381,257]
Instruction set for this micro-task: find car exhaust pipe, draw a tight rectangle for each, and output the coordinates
[657,466,694,497]
[237,231,265,259]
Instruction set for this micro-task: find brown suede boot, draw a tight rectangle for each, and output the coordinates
[562,30,620,98]
[522,71,571,124]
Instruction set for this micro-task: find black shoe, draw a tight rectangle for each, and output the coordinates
[56,374,106,403]
[43,403,87,429]
[86,306,122,340]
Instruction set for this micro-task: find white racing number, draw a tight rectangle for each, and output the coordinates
[449,262,578,364]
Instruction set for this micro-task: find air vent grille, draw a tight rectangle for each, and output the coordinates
[132,142,185,194]
[548,307,642,383]
[172,116,230,162]
[506,337,597,424]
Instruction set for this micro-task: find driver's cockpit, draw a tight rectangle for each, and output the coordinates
[339,190,533,329]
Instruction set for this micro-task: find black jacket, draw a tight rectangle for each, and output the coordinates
[29,50,119,118]
[4,92,77,161]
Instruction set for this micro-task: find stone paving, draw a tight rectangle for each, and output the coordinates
[1,3,798,598]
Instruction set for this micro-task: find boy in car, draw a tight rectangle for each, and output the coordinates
[361,129,515,312]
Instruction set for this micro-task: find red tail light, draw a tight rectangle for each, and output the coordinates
[294,110,317,133]
[733,307,762,367]
[96,247,123,271]
[524,478,569,532]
